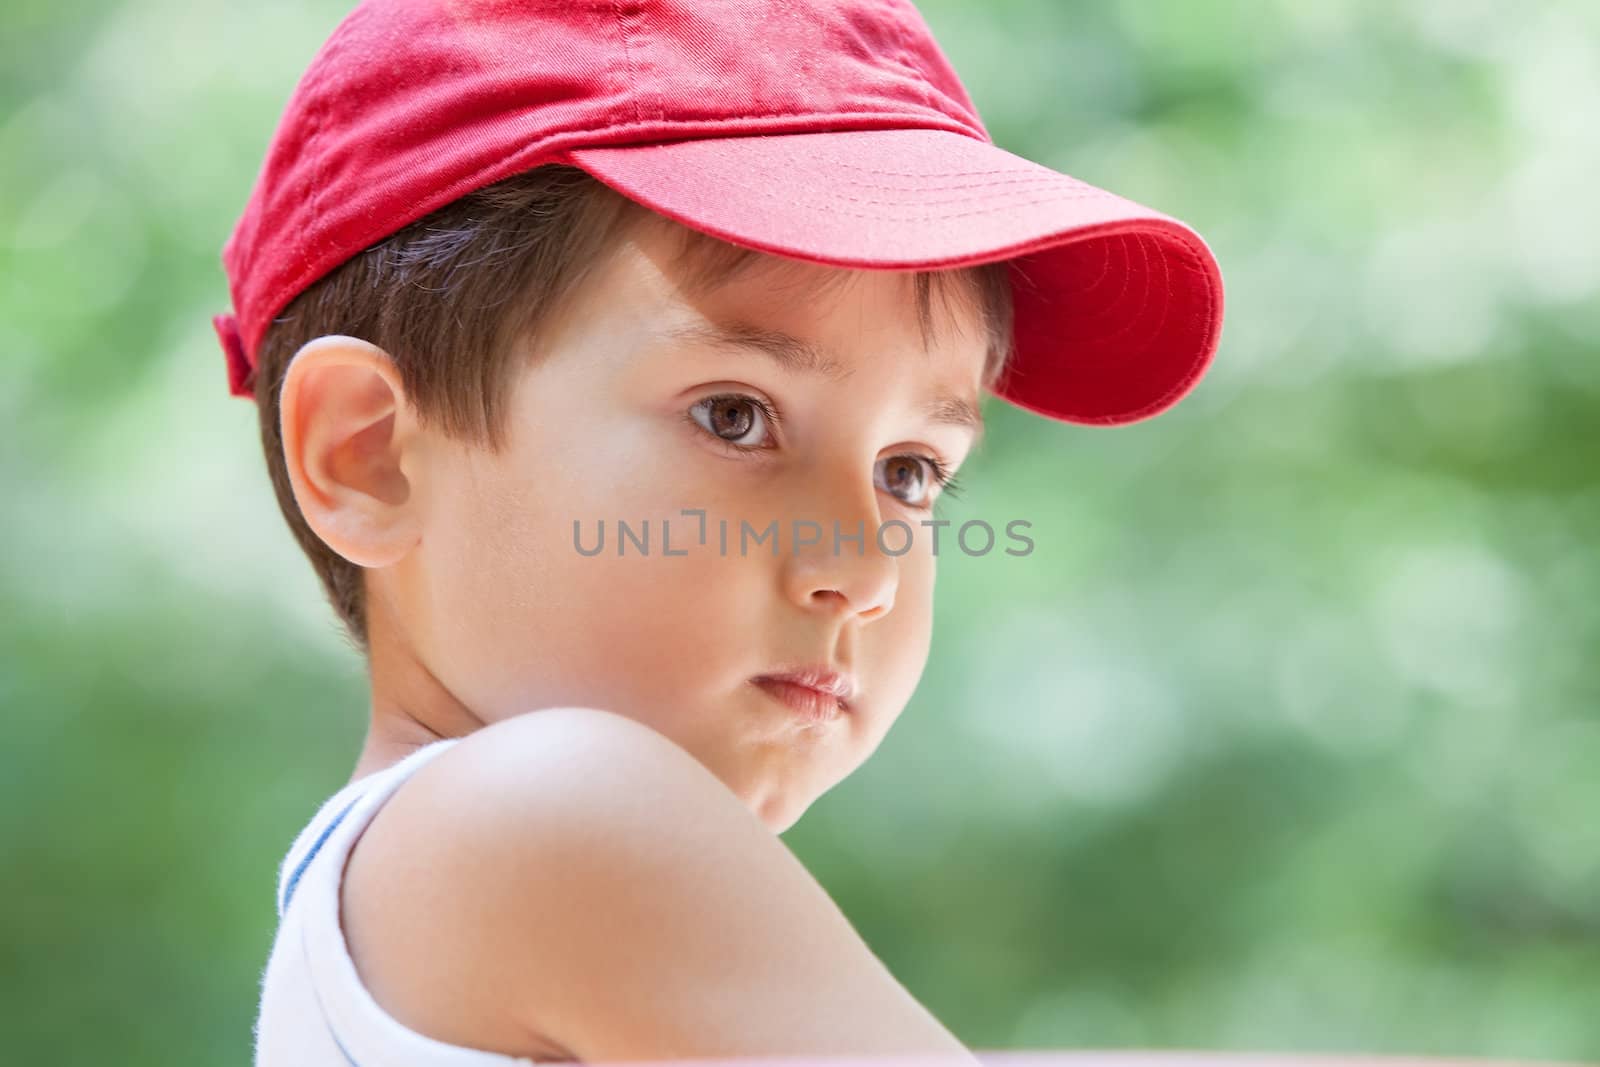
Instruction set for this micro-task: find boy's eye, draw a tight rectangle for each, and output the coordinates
[688,393,773,448]
[687,391,959,511]
[875,455,936,508]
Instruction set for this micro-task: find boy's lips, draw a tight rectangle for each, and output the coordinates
[749,664,857,713]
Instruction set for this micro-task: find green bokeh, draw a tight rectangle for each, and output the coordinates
[3,0,1597,1062]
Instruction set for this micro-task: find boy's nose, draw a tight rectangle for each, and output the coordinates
[780,515,900,623]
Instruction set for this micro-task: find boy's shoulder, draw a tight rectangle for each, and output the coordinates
[337,706,757,1059]
[339,706,972,1059]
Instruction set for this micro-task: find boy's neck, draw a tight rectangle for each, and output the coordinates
[348,717,454,786]
[348,611,488,786]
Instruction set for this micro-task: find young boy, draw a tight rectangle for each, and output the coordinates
[217,1,1224,1063]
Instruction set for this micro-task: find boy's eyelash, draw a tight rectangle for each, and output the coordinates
[925,455,963,502]
[739,395,785,444]
[689,392,964,508]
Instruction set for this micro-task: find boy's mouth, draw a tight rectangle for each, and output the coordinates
[750,664,857,715]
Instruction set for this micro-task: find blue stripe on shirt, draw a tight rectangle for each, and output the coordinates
[280,794,364,916]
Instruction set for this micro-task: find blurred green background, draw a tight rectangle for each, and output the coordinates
[4,0,1598,1062]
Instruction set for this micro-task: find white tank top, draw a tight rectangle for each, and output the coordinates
[253,737,563,1065]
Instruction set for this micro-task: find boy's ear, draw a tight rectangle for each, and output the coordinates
[278,335,422,569]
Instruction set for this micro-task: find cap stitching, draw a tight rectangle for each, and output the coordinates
[826,156,1069,180]
[1051,233,1217,425]
[611,0,644,125]
[1030,234,1142,352]
[1053,236,1113,296]
[1057,231,1161,351]
[305,4,361,284]
[830,180,1108,208]
[709,183,1129,222]
[886,0,939,114]
[736,172,1216,279]
[829,168,1093,194]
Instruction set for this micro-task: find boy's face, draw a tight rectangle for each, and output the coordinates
[382,219,989,833]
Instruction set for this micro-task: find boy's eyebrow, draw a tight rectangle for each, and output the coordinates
[664,318,986,443]
[929,394,985,446]
[664,320,853,383]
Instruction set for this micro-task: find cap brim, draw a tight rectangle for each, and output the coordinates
[565,127,1223,427]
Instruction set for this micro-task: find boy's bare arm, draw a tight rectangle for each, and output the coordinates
[349,707,978,1062]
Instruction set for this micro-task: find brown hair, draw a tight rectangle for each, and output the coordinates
[252,164,1014,656]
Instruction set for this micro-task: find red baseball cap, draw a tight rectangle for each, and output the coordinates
[214,0,1225,427]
